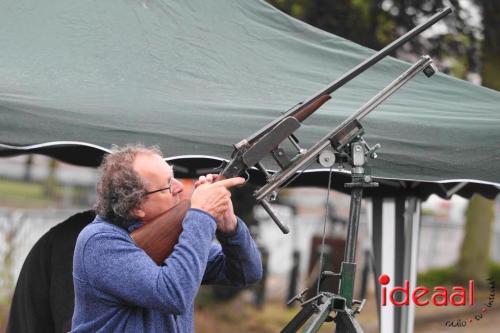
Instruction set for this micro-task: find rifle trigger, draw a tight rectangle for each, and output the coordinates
[242,170,250,183]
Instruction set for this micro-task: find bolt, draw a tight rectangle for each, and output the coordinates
[270,191,277,201]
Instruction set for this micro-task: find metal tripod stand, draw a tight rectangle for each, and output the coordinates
[276,55,437,333]
[282,137,377,333]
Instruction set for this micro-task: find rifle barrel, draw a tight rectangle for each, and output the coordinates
[244,7,452,146]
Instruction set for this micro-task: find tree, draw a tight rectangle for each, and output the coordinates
[456,0,500,286]
[479,0,500,88]
[456,195,495,285]
[267,0,480,76]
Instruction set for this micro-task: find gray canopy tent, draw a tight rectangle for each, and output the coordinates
[1,0,499,332]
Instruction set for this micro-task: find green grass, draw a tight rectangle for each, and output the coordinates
[0,178,54,207]
[418,262,500,288]
[418,266,456,288]
[488,261,500,283]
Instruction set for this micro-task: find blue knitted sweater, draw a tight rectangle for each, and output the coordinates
[71,208,262,332]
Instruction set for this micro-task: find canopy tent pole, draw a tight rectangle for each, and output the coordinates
[368,197,382,332]
[370,196,422,333]
[401,197,421,333]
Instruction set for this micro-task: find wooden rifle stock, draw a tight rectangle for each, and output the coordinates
[130,200,191,265]
[293,95,331,123]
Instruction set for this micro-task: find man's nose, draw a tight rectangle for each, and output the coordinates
[172,178,184,194]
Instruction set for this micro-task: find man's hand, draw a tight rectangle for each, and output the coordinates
[192,175,243,233]
[193,174,218,188]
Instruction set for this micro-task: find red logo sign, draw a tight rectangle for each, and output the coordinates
[379,274,474,306]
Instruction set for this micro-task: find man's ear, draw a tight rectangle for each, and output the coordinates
[132,206,145,219]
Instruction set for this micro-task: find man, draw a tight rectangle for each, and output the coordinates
[71,145,262,332]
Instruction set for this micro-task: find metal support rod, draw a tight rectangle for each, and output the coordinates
[345,187,363,263]
[335,311,365,333]
[256,162,272,180]
[288,135,303,153]
[302,297,333,333]
[260,199,290,234]
[280,303,317,333]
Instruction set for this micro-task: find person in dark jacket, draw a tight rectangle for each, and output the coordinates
[7,210,95,333]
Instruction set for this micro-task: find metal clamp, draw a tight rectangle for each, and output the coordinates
[352,299,366,316]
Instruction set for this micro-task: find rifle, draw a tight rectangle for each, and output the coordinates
[130,7,451,278]
[220,7,451,233]
[131,200,190,265]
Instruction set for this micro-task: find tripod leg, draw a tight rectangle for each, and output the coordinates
[281,303,316,333]
[335,312,364,333]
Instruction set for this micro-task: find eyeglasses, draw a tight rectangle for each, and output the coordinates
[144,179,173,196]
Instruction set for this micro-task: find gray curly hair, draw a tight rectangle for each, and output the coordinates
[94,144,163,227]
